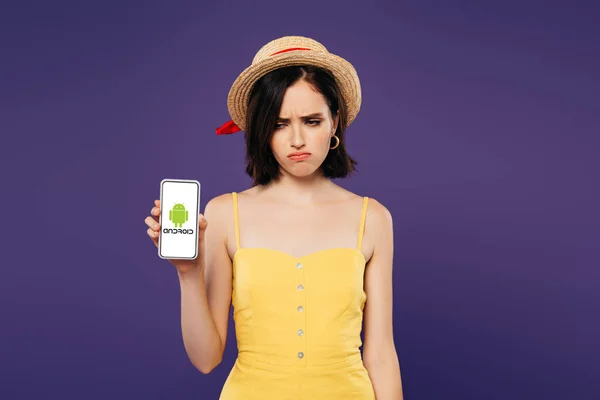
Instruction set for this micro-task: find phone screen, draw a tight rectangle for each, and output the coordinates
[158,179,200,260]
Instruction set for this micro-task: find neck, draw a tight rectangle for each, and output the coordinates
[258,169,335,204]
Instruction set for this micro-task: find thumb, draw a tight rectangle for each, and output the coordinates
[198,214,208,237]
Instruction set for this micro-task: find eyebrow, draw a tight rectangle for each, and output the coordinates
[277,112,324,122]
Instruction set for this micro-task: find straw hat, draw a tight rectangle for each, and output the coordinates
[216,35,362,134]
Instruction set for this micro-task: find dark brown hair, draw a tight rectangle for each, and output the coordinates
[244,65,357,186]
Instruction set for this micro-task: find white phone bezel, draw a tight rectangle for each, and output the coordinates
[158,178,201,260]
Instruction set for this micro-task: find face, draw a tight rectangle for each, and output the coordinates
[270,79,339,179]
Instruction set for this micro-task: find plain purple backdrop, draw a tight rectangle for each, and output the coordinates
[1,1,598,399]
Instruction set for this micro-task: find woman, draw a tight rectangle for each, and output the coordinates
[144,36,403,399]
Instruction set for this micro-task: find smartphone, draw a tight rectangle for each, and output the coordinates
[158,179,201,260]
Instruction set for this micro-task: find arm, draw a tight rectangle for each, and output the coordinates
[362,199,404,399]
[178,193,233,374]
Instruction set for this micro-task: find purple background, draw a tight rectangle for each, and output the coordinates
[2,1,598,399]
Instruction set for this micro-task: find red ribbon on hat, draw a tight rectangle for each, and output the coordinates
[216,47,312,135]
[216,119,241,135]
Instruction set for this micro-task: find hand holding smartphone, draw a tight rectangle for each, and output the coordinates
[145,179,206,273]
[157,178,201,260]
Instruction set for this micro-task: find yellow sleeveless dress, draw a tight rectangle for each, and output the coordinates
[219,192,376,399]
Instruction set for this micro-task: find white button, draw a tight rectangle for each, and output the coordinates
[298,352,304,359]
[297,284,304,290]
[297,329,304,336]
[297,306,304,312]
[296,262,303,269]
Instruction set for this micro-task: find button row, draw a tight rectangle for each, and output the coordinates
[297,262,305,360]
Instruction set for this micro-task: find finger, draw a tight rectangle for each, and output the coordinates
[197,214,208,242]
[147,227,159,246]
[198,213,208,230]
[150,206,161,216]
[155,199,160,207]
[145,216,161,230]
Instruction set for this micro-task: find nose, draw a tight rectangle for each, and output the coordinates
[290,124,305,149]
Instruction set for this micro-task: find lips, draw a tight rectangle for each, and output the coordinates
[288,152,311,161]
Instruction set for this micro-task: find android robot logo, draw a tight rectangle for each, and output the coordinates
[169,203,189,228]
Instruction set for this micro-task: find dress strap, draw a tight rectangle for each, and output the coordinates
[357,196,369,251]
[232,192,240,250]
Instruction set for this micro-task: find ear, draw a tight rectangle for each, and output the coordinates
[332,111,340,134]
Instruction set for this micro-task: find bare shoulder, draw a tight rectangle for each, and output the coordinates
[362,197,394,261]
[331,186,394,237]
[365,197,393,227]
[338,185,392,222]
[203,192,241,259]
[203,192,235,226]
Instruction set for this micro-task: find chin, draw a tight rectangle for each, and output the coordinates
[285,164,319,178]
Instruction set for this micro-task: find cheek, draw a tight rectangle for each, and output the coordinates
[315,130,333,151]
[270,135,287,160]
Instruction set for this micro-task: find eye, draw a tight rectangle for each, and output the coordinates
[274,123,285,130]
[307,120,321,126]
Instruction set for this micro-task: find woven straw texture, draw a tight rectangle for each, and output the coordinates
[226,36,362,132]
